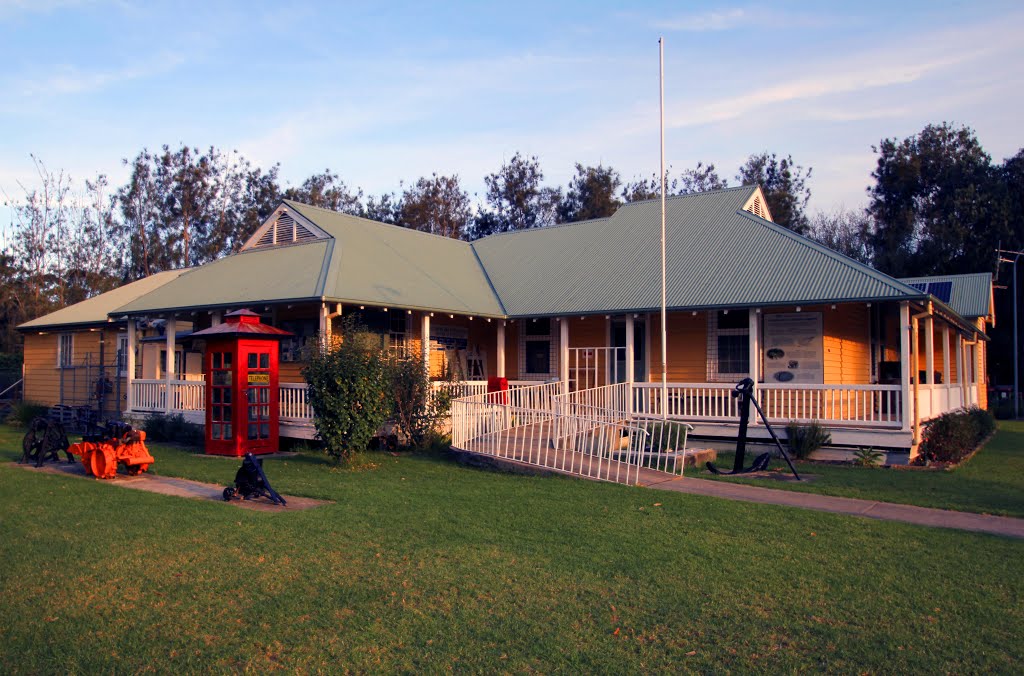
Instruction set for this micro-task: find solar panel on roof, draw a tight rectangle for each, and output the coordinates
[927,281,953,303]
[909,282,927,293]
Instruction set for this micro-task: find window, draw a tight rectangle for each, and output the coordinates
[116,334,128,376]
[521,318,554,376]
[389,315,408,357]
[708,311,750,382]
[159,349,184,380]
[58,334,73,368]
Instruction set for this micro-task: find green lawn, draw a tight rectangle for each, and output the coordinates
[1,424,1022,673]
[700,421,1024,518]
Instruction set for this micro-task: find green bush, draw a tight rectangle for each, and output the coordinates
[303,319,391,462]
[6,401,49,427]
[785,420,832,459]
[919,406,995,463]
[387,353,452,451]
[142,413,204,448]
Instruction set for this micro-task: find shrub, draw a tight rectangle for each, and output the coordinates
[142,413,204,447]
[785,420,831,460]
[387,353,452,451]
[919,406,995,463]
[303,318,391,462]
[853,446,884,467]
[6,401,49,427]
[992,400,1016,420]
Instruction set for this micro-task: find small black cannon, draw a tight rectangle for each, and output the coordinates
[706,378,801,480]
[223,453,287,506]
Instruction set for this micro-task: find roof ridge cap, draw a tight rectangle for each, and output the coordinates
[285,199,473,247]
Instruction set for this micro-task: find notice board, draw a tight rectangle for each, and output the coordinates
[763,312,823,384]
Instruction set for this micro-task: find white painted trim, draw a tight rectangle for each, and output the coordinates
[899,302,911,433]
[496,321,506,378]
[164,318,176,416]
[741,186,774,222]
[126,322,136,411]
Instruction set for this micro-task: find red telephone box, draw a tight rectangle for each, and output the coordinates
[190,309,292,456]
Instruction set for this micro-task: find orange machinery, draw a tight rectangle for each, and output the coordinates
[67,422,155,480]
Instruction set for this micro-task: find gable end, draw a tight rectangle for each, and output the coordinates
[243,205,331,251]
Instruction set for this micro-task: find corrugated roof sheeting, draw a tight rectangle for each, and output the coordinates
[899,272,993,319]
[287,201,505,316]
[473,186,924,316]
[115,241,331,313]
[18,269,189,329]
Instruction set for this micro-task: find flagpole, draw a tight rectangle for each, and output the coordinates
[659,37,668,424]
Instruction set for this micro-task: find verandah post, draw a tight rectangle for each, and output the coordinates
[164,316,176,415]
[899,302,912,434]
[748,307,759,425]
[560,318,569,397]
[421,312,431,375]
[126,317,136,412]
[496,321,505,379]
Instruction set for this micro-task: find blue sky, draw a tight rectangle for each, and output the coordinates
[1,0,1022,232]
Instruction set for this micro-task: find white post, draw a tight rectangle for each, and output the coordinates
[319,302,330,348]
[496,321,506,378]
[625,314,635,385]
[126,318,136,412]
[748,308,760,424]
[942,324,951,409]
[957,333,966,405]
[560,318,569,396]
[211,310,222,327]
[899,302,912,433]
[164,317,176,415]
[924,315,935,386]
[421,312,431,375]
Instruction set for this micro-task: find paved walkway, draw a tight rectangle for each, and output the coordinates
[14,461,330,512]
[643,475,1024,538]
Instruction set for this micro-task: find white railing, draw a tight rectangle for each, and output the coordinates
[632,382,739,421]
[171,381,205,411]
[759,383,902,428]
[430,380,542,401]
[452,381,692,485]
[280,383,313,421]
[132,380,166,412]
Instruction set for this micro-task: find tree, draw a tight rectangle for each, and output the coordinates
[621,162,727,202]
[736,152,812,233]
[364,191,402,225]
[807,209,872,265]
[557,163,622,223]
[117,149,168,280]
[284,170,363,215]
[480,152,561,233]
[866,123,1005,276]
[399,174,471,238]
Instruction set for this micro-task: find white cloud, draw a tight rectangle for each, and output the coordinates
[16,52,186,98]
[654,8,749,32]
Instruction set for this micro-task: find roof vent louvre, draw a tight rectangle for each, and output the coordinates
[294,222,316,241]
[254,227,275,248]
[245,208,328,250]
[276,213,296,242]
[745,195,766,219]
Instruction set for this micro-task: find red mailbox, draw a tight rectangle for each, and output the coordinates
[190,309,292,456]
[487,376,509,405]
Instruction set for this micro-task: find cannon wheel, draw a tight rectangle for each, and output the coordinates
[39,420,70,466]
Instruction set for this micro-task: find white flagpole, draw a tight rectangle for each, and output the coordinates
[659,37,668,424]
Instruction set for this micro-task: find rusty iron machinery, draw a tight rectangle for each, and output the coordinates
[66,421,155,480]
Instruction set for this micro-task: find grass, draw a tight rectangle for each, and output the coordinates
[700,421,1024,518]
[0,423,1022,672]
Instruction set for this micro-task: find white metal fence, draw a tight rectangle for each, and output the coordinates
[452,381,693,486]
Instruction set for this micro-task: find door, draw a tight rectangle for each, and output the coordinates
[610,318,647,383]
[207,347,236,454]
[236,340,279,454]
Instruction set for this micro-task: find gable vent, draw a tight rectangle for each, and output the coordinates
[745,194,767,220]
[255,225,276,247]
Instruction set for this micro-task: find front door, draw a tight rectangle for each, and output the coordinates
[611,318,647,383]
[240,344,275,454]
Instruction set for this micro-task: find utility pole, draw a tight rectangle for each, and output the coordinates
[998,249,1023,419]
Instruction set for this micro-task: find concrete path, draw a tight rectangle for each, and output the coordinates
[14,461,330,512]
[643,474,1024,539]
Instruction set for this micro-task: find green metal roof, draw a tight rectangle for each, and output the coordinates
[115,240,333,314]
[899,273,993,320]
[473,186,930,316]
[17,269,188,331]
[287,201,504,316]
[24,187,989,334]
[113,200,504,317]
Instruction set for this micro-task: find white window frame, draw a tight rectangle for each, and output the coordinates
[57,333,74,369]
[159,348,185,380]
[707,311,750,382]
[116,333,129,377]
